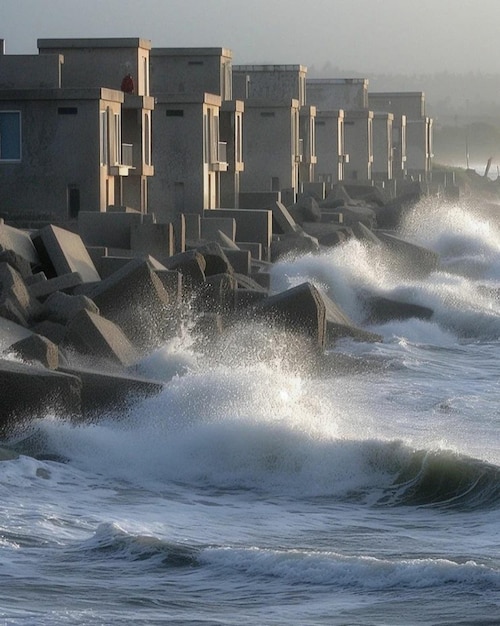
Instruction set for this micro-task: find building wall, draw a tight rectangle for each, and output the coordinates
[38,38,152,97]
[0,54,63,89]
[233,65,307,106]
[344,111,373,181]
[151,48,233,101]
[307,78,369,111]
[0,91,109,222]
[239,100,298,193]
[314,110,345,185]
[369,92,425,119]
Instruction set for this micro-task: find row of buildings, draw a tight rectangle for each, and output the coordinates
[0,37,433,226]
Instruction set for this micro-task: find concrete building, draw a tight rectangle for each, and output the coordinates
[307,78,369,112]
[368,92,432,180]
[314,109,347,186]
[307,78,373,184]
[37,38,155,213]
[233,65,315,197]
[0,40,147,223]
[149,48,243,218]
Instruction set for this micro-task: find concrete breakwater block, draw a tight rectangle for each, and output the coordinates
[254,282,327,350]
[163,250,206,287]
[86,258,171,351]
[0,317,33,352]
[0,262,43,326]
[58,365,164,420]
[0,359,81,435]
[321,292,383,345]
[376,231,439,278]
[10,333,60,370]
[32,225,101,283]
[0,222,39,266]
[362,295,434,324]
[63,309,139,368]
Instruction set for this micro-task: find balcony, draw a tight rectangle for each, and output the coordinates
[109,143,135,176]
[211,141,228,172]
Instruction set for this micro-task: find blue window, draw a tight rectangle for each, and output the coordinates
[0,111,21,161]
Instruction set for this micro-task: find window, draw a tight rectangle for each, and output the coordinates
[144,111,151,166]
[58,107,78,115]
[0,111,21,161]
[166,109,184,117]
[100,110,108,166]
[67,184,80,218]
[113,113,121,165]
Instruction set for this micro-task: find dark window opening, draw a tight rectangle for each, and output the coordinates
[166,109,184,117]
[188,61,204,66]
[58,107,78,115]
[68,185,80,218]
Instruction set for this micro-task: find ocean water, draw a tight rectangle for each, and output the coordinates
[1,196,500,625]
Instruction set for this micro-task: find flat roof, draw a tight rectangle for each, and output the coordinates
[233,64,307,73]
[38,38,152,50]
[307,78,368,85]
[151,47,232,57]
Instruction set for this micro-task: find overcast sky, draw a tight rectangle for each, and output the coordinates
[1,0,498,75]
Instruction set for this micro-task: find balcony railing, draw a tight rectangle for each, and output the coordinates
[210,141,228,171]
[122,143,133,167]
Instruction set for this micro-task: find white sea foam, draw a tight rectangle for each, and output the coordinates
[200,545,500,589]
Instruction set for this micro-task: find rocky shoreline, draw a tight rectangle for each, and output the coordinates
[1,176,494,439]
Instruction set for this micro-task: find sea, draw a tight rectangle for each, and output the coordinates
[1,194,500,625]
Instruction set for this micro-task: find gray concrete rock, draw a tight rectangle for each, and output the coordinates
[32,225,100,282]
[376,231,439,278]
[0,249,33,278]
[270,231,320,262]
[321,292,383,345]
[0,222,39,266]
[163,250,206,287]
[86,258,171,351]
[42,291,99,325]
[10,333,60,370]
[254,282,327,350]
[0,359,81,435]
[194,242,235,277]
[362,295,434,324]
[287,195,322,225]
[31,320,67,345]
[0,317,33,352]
[0,262,43,325]
[195,273,237,314]
[63,310,139,368]
[58,364,164,420]
[27,272,83,300]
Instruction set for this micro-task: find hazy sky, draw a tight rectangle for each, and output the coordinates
[1,0,499,75]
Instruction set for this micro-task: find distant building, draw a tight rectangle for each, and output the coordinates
[233,64,315,197]
[308,78,374,184]
[369,92,432,180]
[149,48,243,219]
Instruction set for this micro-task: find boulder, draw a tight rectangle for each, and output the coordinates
[31,320,67,345]
[10,334,60,370]
[194,242,234,277]
[0,317,32,352]
[195,273,237,314]
[322,292,383,345]
[301,222,353,247]
[27,272,84,300]
[362,295,434,324]
[63,310,139,369]
[0,359,81,435]
[0,249,33,278]
[0,262,43,326]
[271,201,299,234]
[86,258,171,351]
[163,250,206,287]
[254,282,327,350]
[376,232,439,278]
[287,195,322,224]
[270,231,320,262]
[41,291,99,326]
[58,364,164,420]
[0,222,39,266]
[31,225,100,282]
